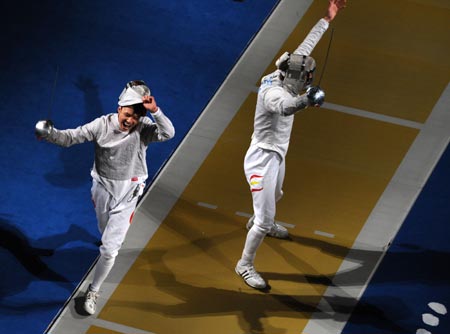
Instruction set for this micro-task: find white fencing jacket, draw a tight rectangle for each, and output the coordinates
[47,108,174,195]
[250,18,329,160]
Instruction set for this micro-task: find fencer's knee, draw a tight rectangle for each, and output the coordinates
[252,219,272,235]
[99,245,118,261]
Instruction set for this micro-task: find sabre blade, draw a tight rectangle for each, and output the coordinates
[47,65,59,120]
[317,28,334,87]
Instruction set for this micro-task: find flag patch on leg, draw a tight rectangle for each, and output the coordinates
[249,174,263,192]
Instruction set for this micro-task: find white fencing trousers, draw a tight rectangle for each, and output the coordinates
[240,226,266,266]
[89,179,139,292]
[244,145,285,235]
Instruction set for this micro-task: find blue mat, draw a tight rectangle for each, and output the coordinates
[0,1,278,333]
[343,144,450,334]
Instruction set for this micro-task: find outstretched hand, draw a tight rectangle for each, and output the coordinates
[324,0,347,22]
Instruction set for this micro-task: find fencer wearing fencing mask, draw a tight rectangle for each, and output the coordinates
[277,53,316,96]
[118,80,151,106]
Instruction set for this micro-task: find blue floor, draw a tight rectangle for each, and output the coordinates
[0,1,278,333]
[343,144,450,334]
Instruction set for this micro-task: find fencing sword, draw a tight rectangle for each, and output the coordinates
[35,65,59,138]
[47,65,59,120]
[317,27,334,87]
[307,28,335,106]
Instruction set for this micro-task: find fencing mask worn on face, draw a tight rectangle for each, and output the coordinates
[282,54,316,95]
[118,80,151,106]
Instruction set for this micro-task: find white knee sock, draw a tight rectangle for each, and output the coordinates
[90,255,115,292]
[240,226,265,266]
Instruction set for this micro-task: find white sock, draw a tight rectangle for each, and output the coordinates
[240,226,265,266]
[90,255,115,292]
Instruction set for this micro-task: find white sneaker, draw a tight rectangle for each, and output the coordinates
[83,285,99,315]
[235,261,267,289]
[246,215,289,239]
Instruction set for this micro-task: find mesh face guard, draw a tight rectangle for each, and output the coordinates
[283,54,316,95]
[118,80,151,106]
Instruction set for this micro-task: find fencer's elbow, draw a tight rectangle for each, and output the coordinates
[160,128,175,141]
[166,127,175,139]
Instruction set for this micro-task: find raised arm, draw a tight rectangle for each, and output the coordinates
[140,95,175,144]
[294,0,347,56]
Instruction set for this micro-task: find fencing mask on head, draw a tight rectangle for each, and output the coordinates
[281,54,316,95]
[118,80,151,106]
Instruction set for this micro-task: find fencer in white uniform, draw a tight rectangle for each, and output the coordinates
[236,0,347,289]
[35,80,175,313]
